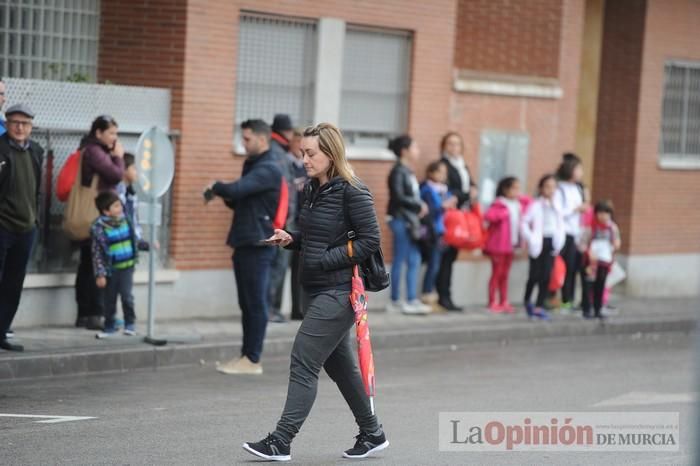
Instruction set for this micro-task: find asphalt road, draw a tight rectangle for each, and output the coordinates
[0,333,696,465]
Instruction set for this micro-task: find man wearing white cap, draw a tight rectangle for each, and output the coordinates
[0,103,44,351]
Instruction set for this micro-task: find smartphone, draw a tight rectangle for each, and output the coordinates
[258,238,279,246]
[203,187,216,203]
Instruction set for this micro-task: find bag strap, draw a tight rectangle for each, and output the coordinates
[343,183,356,240]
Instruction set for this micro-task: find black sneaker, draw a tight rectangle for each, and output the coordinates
[242,433,291,462]
[343,429,389,459]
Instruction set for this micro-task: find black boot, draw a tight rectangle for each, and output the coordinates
[0,339,24,352]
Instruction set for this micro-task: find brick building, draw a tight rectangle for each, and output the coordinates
[2,0,699,325]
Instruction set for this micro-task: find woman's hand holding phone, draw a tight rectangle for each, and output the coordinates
[262,229,293,247]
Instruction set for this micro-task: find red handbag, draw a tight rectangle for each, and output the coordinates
[548,255,567,292]
[443,204,486,250]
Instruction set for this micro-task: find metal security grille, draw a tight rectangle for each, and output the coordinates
[660,62,700,165]
[235,13,316,129]
[340,26,412,147]
[0,0,100,81]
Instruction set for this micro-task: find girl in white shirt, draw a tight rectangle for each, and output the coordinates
[553,157,589,309]
[521,174,566,320]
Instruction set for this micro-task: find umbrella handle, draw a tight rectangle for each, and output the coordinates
[347,240,354,258]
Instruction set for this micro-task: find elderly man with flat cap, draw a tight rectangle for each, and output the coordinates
[0,104,44,351]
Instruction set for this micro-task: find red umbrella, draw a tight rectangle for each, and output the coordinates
[348,241,376,414]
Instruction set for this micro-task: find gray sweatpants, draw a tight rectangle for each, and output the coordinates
[274,288,380,443]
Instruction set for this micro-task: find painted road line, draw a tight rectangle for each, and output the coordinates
[592,391,697,407]
[0,414,96,424]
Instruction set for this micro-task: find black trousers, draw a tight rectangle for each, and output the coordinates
[436,246,458,303]
[0,227,36,336]
[75,241,104,319]
[524,238,554,308]
[560,235,581,304]
[590,265,610,316]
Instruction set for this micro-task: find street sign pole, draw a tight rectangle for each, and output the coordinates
[147,201,157,341]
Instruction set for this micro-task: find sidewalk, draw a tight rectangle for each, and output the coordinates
[0,297,697,380]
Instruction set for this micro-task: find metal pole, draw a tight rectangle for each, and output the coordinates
[147,201,157,340]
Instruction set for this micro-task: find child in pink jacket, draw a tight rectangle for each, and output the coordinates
[484,177,529,313]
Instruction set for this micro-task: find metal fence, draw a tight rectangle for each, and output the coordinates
[28,128,176,274]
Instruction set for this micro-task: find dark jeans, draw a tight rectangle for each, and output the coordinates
[269,246,292,316]
[290,251,304,320]
[0,227,36,336]
[560,235,581,304]
[103,267,135,329]
[75,241,104,319]
[436,246,458,304]
[233,246,275,363]
[524,237,554,308]
[274,288,380,443]
[422,239,443,294]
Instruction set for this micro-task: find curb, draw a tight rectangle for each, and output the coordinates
[0,317,695,380]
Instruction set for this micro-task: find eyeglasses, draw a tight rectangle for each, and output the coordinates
[7,120,33,128]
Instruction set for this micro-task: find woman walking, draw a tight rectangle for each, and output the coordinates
[243,123,388,462]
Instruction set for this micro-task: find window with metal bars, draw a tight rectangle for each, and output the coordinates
[234,13,317,135]
[340,26,412,148]
[0,0,100,81]
[660,62,700,168]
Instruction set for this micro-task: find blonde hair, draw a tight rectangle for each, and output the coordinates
[303,123,357,184]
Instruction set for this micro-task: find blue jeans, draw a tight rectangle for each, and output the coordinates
[422,239,444,294]
[0,227,36,335]
[233,246,275,363]
[389,218,421,302]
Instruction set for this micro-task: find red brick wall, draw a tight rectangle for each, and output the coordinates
[98,0,187,130]
[592,0,647,253]
[454,0,563,78]
[450,0,583,196]
[628,0,700,254]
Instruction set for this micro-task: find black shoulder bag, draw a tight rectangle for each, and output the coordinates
[343,184,390,292]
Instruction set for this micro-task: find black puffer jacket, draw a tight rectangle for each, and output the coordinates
[288,176,381,291]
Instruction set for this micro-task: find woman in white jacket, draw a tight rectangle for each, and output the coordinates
[521,174,566,320]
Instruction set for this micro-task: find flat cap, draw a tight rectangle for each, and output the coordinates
[5,103,35,119]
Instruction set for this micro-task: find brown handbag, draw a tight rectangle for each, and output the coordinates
[62,152,99,241]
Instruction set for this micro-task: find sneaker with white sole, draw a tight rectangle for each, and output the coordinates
[216,355,263,375]
[123,324,137,336]
[401,300,431,315]
[243,433,291,462]
[343,429,389,459]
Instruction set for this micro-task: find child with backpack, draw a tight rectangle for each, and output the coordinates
[92,191,148,337]
[484,177,528,313]
[580,200,621,320]
[419,161,456,307]
[520,174,566,320]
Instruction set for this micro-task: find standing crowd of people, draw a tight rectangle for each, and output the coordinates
[385,131,622,322]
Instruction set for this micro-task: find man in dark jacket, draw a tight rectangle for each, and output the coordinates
[0,104,43,351]
[210,119,282,375]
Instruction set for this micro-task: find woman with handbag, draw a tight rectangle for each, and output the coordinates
[243,123,389,462]
[72,115,125,330]
[386,135,431,315]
